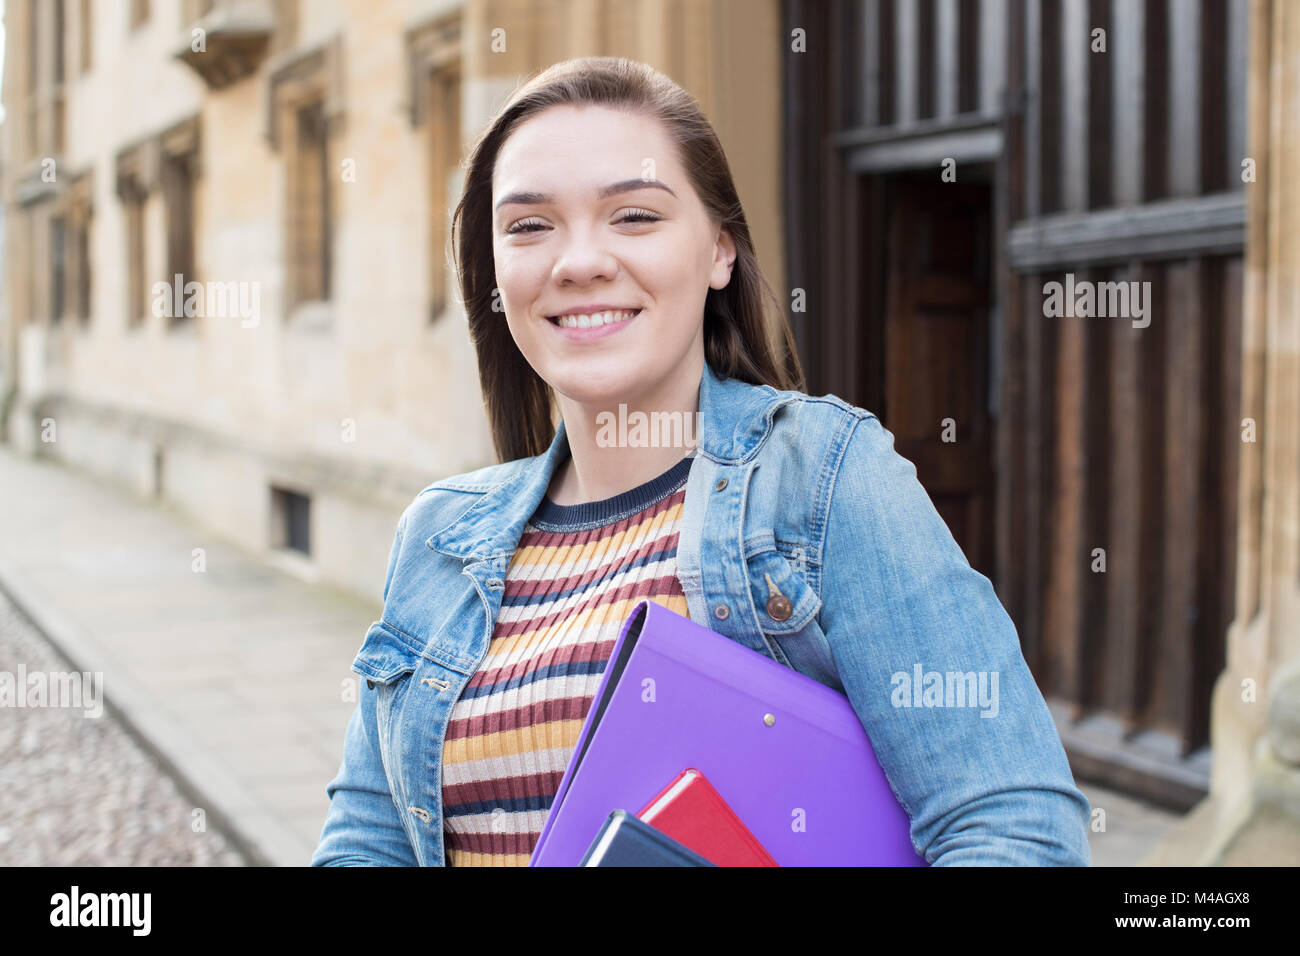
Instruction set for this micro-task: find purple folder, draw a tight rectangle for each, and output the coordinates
[529,599,927,866]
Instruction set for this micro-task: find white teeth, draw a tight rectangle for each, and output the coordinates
[554,309,638,329]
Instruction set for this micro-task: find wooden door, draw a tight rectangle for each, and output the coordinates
[882,174,995,579]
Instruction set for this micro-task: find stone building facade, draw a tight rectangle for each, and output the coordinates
[0,0,784,601]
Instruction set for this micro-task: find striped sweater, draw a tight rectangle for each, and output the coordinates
[440,452,695,866]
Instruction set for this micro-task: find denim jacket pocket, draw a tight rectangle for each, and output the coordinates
[742,536,822,635]
[741,537,845,691]
[352,619,426,685]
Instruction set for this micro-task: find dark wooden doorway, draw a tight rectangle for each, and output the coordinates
[874,170,996,581]
[782,0,1245,811]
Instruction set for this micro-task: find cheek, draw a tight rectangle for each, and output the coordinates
[494,246,548,305]
[491,243,513,296]
[635,248,710,316]
[637,231,713,291]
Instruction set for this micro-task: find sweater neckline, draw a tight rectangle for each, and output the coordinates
[529,452,695,531]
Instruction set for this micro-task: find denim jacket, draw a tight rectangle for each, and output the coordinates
[311,362,1093,866]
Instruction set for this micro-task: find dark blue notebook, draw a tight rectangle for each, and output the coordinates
[579,810,717,867]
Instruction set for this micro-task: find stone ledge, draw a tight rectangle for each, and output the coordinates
[23,390,438,512]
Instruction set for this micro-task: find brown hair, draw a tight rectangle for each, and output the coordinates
[450,56,804,462]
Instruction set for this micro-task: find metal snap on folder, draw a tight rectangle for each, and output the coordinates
[530,599,927,866]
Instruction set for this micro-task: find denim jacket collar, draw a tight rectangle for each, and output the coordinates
[425,361,797,562]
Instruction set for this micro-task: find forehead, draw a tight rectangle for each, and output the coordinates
[492,104,681,196]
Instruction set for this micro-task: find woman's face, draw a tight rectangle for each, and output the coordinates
[491,104,735,408]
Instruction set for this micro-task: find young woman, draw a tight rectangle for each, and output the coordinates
[312,56,1091,867]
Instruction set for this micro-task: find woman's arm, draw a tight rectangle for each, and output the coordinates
[311,513,420,866]
[311,686,420,866]
[819,413,1092,866]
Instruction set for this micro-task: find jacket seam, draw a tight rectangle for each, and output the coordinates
[422,480,501,494]
[814,408,867,575]
[734,460,795,666]
[356,617,477,676]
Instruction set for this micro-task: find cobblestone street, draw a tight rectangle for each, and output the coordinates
[0,447,376,866]
[0,589,247,866]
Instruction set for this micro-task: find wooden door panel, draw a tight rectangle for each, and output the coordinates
[882,176,994,578]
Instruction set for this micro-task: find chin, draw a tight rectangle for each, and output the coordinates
[548,361,653,407]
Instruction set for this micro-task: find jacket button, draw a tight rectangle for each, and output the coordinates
[766,594,793,622]
[714,478,728,492]
[366,679,375,690]
[713,604,730,620]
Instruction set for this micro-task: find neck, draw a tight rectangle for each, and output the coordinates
[549,350,705,505]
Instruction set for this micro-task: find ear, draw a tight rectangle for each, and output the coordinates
[709,225,738,290]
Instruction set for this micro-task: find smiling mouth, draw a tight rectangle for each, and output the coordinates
[546,308,642,329]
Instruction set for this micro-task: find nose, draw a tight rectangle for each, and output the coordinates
[551,223,619,285]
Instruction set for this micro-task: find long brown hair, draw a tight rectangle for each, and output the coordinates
[451,56,804,463]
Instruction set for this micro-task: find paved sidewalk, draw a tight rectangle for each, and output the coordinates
[0,446,381,866]
[1077,780,1181,867]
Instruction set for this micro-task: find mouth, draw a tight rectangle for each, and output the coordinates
[546,308,642,329]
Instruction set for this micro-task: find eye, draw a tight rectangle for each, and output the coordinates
[505,218,547,235]
[618,208,662,225]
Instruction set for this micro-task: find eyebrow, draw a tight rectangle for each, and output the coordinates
[494,178,678,213]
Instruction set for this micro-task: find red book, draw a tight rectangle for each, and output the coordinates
[637,768,779,867]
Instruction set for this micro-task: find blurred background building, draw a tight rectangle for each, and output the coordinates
[0,0,782,599]
[1,0,1296,864]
